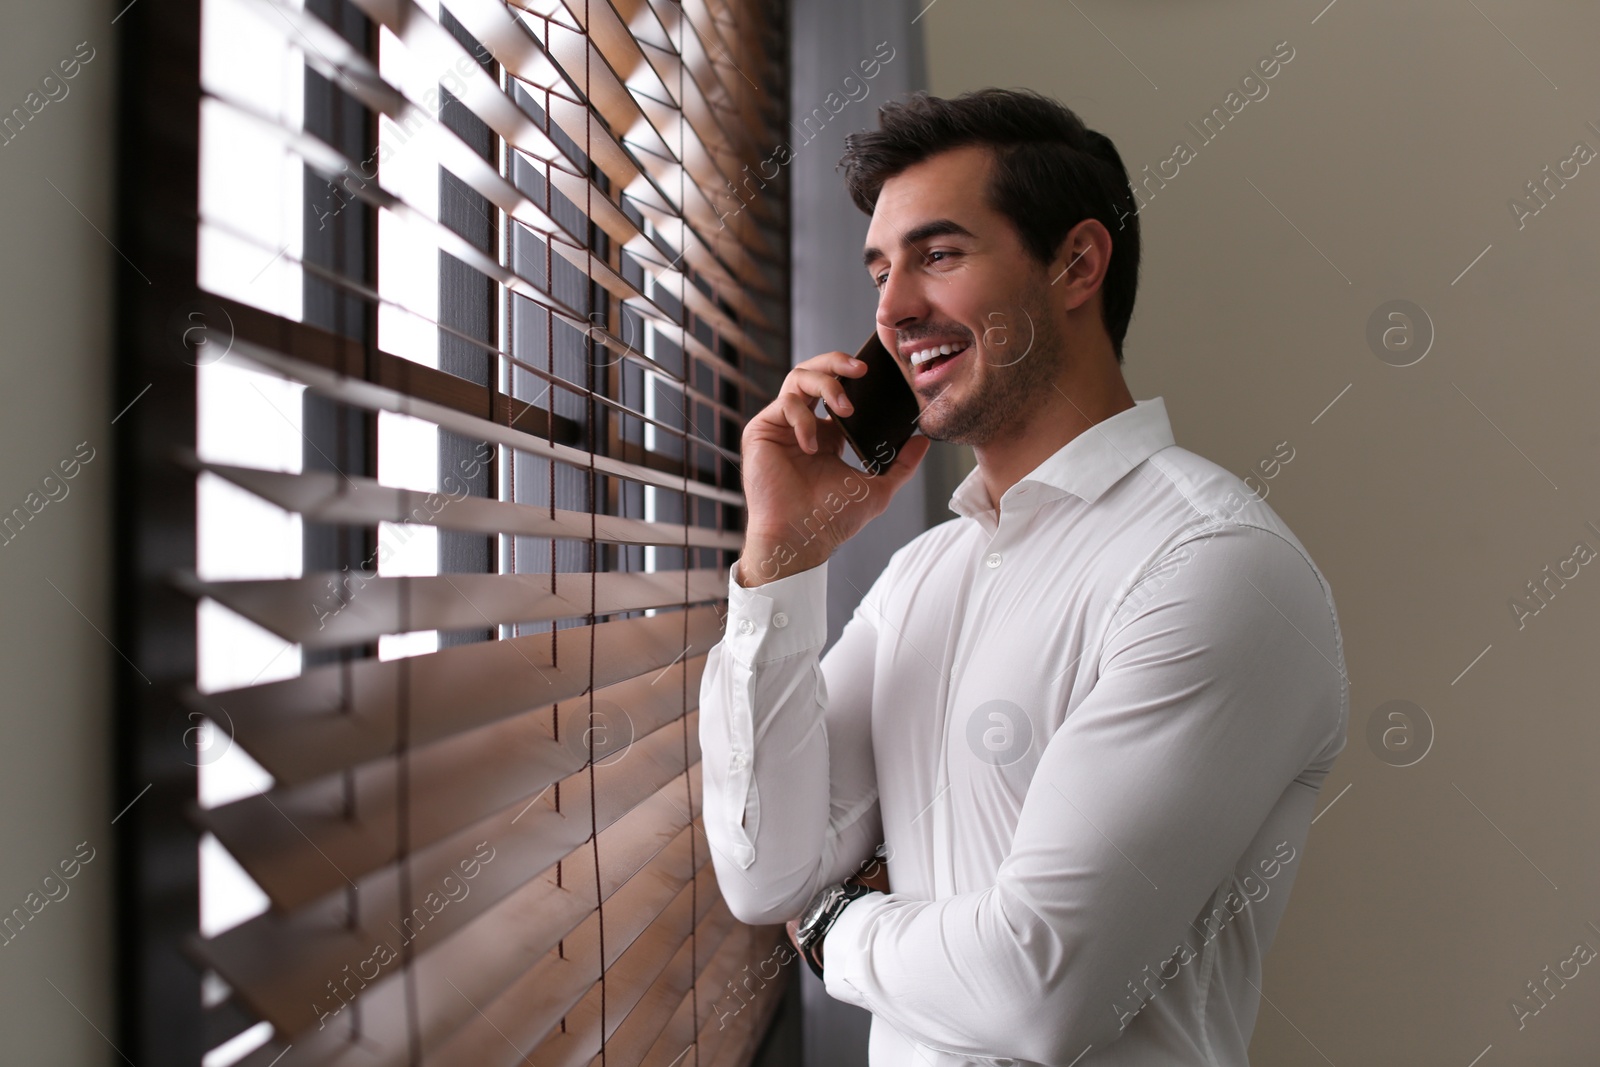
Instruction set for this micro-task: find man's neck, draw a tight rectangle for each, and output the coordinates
[973,363,1136,514]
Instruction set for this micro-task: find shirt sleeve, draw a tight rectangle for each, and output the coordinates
[820,524,1349,1065]
[698,555,886,925]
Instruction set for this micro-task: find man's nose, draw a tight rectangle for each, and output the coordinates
[875,264,928,335]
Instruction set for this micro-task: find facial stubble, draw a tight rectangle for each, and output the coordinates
[915,278,1064,447]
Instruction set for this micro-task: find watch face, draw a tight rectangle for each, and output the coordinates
[797,885,841,940]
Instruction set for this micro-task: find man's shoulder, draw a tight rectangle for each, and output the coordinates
[1101,445,1340,641]
[1136,445,1318,562]
[1128,449,1343,682]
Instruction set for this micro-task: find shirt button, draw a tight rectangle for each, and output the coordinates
[985,552,1002,568]
[737,618,754,635]
[772,612,789,629]
[731,751,748,769]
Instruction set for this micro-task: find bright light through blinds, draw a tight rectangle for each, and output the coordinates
[374,8,444,663]
[185,0,790,1062]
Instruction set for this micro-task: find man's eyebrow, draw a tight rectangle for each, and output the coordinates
[861,218,977,268]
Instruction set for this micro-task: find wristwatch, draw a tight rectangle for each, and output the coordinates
[794,879,877,979]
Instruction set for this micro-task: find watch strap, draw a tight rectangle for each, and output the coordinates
[799,880,875,979]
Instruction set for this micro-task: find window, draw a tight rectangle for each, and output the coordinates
[114,0,790,1063]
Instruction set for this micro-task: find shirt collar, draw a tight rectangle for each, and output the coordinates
[947,397,1177,522]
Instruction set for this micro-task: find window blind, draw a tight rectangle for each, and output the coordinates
[154,0,792,1063]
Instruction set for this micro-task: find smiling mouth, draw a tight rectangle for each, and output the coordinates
[908,342,970,375]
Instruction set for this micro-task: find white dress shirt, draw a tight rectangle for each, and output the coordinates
[698,397,1348,1066]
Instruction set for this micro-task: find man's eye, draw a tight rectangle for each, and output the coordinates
[873,272,889,289]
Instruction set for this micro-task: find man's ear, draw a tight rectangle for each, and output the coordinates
[1048,218,1111,311]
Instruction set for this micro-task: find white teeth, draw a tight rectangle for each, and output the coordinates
[910,344,964,368]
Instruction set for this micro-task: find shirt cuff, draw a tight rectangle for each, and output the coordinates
[723,557,830,665]
[820,888,886,1011]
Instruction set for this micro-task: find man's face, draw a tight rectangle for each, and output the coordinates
[863,144,1064,446]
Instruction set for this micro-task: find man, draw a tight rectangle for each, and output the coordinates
[698,88,1347,1066]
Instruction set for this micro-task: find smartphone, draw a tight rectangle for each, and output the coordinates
[822,332,921,476]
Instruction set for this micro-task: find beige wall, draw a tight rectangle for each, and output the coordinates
[0,0,118,1062]
[924,2,1600,1063]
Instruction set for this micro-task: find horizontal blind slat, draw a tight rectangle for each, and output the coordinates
[179,568,727,648]
[219,337,748,505]
[204,294,764,449]
[187,605,724,786]
[191,456,743,551]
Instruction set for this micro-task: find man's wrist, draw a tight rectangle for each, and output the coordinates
[795,880,876,979]
[736,537,829,588]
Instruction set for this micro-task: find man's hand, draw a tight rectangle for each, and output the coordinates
[785,916,810,966]
[737,351,930,588]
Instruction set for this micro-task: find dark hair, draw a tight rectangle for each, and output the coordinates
[840,88,1140,363]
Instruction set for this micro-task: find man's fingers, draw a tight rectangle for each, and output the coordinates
[796,350,869,382]
[790,396,849,455]
[753,354,871,455]
[780,367,856,418]
[776,393,820,453]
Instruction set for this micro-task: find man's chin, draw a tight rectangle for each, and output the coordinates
[914,409,969,445]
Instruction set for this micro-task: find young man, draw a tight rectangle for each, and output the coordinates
[699,88,1347,1066]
